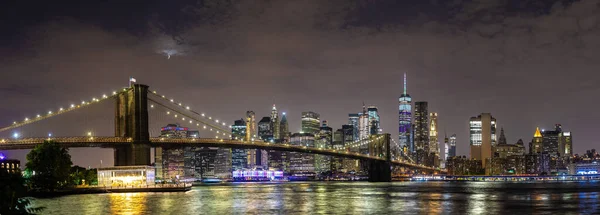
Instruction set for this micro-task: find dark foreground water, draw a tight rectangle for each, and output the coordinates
[32,181,600,214]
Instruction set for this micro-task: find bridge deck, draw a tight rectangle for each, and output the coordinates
[0,137,440,172]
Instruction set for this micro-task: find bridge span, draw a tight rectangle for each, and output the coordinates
[0,137,440,173]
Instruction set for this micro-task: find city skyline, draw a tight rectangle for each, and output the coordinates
[1,0,599,169]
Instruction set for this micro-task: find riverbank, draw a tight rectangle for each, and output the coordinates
[29,184,192,198]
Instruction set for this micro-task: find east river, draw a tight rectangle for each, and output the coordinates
[32,181,600,214]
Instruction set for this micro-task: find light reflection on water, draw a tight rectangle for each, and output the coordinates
[32,181,600,215]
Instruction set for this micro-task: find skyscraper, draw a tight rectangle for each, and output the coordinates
[398,73,412,157]
[429,112,440,167]
[348,113,360,141]
[414,102,429,164]
[469,113,496,167]
[315,121,333,174]
[444,134,449,161]
[559,130,572,157]
[301,112,320,135]
[231,119,247,170]
[449,134,457,158]
[245,111,257,141]
[289,133,316,175]
[367,106,380,135]
[271,104,280,140]
[358,104,370,140]
[258,116,273,141]
[529,127,543,154]
[280,112,290,141]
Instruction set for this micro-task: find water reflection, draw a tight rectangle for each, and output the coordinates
[108,193,147,215]
[32,181,600,215]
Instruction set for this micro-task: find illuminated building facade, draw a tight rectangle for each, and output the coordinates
[469,113,496,168]
[271,104,280,140]
[0,154,20,175]
[155,124,198,181]
[367,106,380,135]
[314,121,333,173]
[358,105,370,140]
[414,102,429,165]
[231,119,247,170]
[348,113,360,141]
[280,112,290,141]
[449,134,457,158]
[98,166,155,187]
[529,127,543,154]
[559,131,573,157]
[289,133,316,175]
[301,112,320,135]
[258,116,273,141]
[398,73,412,157]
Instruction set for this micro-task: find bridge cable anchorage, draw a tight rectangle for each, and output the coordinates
[0,89,126,133]
[147,98,232,139]
[147,90,232,129]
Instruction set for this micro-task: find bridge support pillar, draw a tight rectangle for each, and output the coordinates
[368,160,392,182]
[114,84,151,166]
[367,133,392,182]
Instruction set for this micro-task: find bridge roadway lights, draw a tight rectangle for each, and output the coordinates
[368,160,392,182]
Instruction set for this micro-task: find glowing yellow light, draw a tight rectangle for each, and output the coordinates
[189,120,192,123]
[36,114,41,118]
[182,118,185,120]
[186,106,190,110]
[59,108,63,111]
[70,104,75,108]
[48,111,52,114]
[178,103,182,106]
[150,105,154,108]
[153,91,157,94]
[24,118,29,121]
[208,117,212,120]
[166,111,170,115]
[112,91,117,95]
[203,126,206,129]
[170,99,174,102]
[201,113,205,117]
[215,119,219,123]
[174,114,178,117]
[13,121,16,124]
[196,123,199,126]
[102,94,107,98]
[162,95,165,98]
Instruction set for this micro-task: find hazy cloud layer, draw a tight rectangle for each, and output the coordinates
[1,0,599,167]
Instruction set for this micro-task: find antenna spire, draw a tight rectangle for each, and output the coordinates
[403,73,407,94]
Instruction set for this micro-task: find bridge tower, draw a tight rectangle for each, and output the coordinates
[113,84,151,166]
[367,133,392,182]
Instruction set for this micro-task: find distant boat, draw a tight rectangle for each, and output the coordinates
[201,178,222,184]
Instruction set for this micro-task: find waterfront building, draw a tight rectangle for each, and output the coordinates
[348,113,360,141]
[98,166,155,187]
[314,121,333,174]
[449,134,457,158]
[271,104,280,140]
[186,147,217,179]
[486,155,526,175]
[414,101,429,165]
[569,162,600,175]
[231,119,247,170]
[398,73,412,158]
[214,148,232,179]
[155,124,199,181]
[301,112,320,135]
[446,156,484,175]
[0,154,20,174]
[289,133,316,175]
[525,153,551,175]
[367,105,380,135]
[280,112,290,141]
[469,113,496,168]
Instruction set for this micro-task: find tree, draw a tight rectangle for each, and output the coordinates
[26,140,73,191]
[69,166,98,186]
[0,170,43,214]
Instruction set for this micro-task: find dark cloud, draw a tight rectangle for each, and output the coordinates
[1,0,599,167]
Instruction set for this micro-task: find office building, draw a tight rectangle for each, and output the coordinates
[289,133,316,175]
[0,154,20,175]
[444,134,449,161]
[469,113,496,168]
[414,102,429,165]
[301,112,320,135]
[155,124,198,181]
[559,130,573,157]
[348,113,360,141]
[258,116,273,141]
[398,73,412,158]
[358,104,370,140]
[367,106,380,135]
[449,134,457,158]
[315,121,333,174]
[529,127,543,154]
[271,104,280,140]
[429,112,439,156]
[245,111,257,141]
[280,112,290,141]
[231,119,247,170]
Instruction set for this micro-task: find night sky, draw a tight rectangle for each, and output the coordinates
[1,0,599,168]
